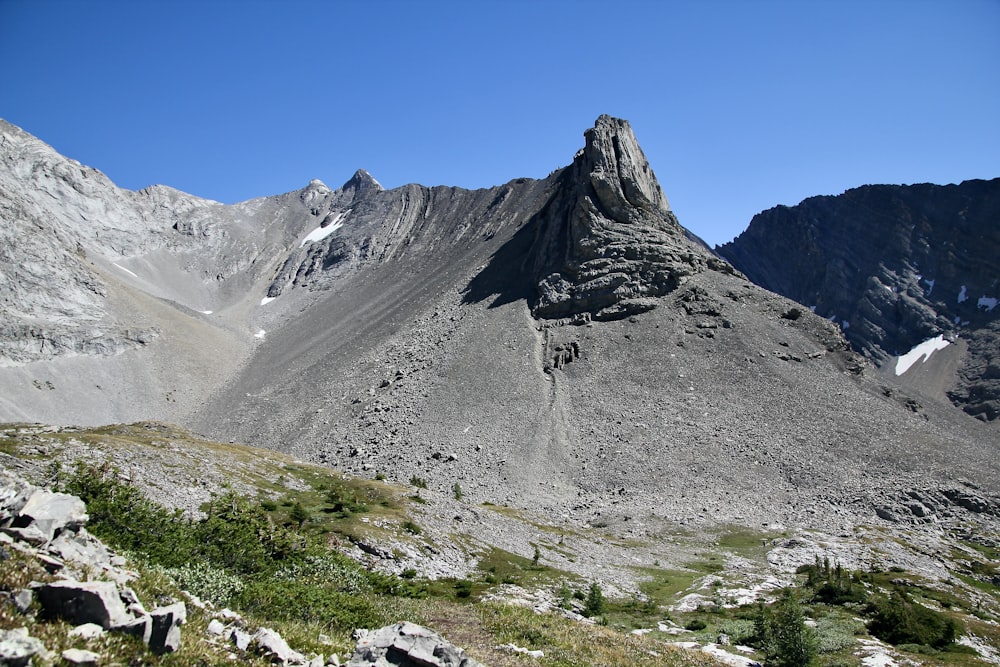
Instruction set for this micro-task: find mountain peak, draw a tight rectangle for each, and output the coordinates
[581,115,671,219]
[528,115,719,321]
[342,169,383,194]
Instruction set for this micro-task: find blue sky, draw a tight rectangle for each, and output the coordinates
[2,0,998,246]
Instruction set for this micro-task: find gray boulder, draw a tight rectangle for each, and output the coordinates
[6,489,87,544]
[252,627,306,665]
[148,602,186,654]
[35,580,132,629]
[0,628,46,667]
[348,622,480,667]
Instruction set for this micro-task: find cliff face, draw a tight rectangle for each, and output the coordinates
[718,179,1000,420]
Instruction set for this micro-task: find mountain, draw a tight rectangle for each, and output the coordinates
[1,115,997,539]
[717,179,1000,422]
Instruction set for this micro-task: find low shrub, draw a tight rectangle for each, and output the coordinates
[866,591,960,649]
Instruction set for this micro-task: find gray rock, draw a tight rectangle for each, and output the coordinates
[36,580,132,629]
[347,621,480,667]
[148,602,185,654]
[0,627,46,667]
[68,623,105,640]
[232,627,253,652]
[61,648,101,665]
[10,489,87,543]
[206,619,226,636]
[253,627,305,665]
[12,588,33,614]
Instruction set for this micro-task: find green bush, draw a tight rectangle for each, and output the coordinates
[866,591,960,649]
[717,618,756,644]
[585,582,605,617]
[754,591,819,667]
[237,579,388,630]
[685,619,707,631]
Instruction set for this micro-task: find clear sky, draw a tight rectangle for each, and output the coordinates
[2,0,998,246]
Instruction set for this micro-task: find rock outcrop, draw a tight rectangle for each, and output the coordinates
[0,468,186,657]
[348,622,481,667]
[718,178,1000,420]
[527,115,730,320]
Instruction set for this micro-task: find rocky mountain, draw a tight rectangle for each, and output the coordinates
[717,180,1000,422]
[1,115,998,544]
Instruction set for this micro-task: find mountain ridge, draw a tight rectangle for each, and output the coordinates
[0,115,996,539]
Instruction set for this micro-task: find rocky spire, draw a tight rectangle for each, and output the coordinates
[529,115,726,321]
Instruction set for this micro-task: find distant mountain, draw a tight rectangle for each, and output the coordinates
[717,179,1000,421]
[1,116,997,539]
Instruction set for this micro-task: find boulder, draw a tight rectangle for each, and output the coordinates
[149,602,186,654]
[61,648,101,665]
[252,627,305,665]
[36,580,132,629]
[348,622,481,666]
[9,490,87,543]
[0,627,46,667]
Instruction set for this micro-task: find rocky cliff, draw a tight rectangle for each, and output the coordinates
[717,179,1000,421]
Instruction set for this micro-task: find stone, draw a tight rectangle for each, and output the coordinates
[347,621,480,666]
[10,490,87,543]
[12,588,33,614]
[253,627,305,665]
[68,623,105,640]
[61,648,101,665]
[207,619,226,636]
[36,580,132,629]
[148,602,186,654]
[0,628,46,667]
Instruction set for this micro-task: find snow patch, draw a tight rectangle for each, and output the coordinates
[958,285,968,303]
[978,296,998,311]
[113,263,138,278]
[260,296,275,306]
[199,310,213,315]
[841,320,850,329]
[895,335,950,375]
[923,278,935,295]
[254,329,266,339]
[300,211,347,246]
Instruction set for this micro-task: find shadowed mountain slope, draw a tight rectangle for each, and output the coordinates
[718,179,1000,421]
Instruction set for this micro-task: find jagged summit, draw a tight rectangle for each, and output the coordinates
[342,168,383,194]
[527,115,729,321]
[582,115,672,219]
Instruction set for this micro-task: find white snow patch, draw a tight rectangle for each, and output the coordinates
[199,310,213,315]
[841,320,850,329]
[958,285,968,303]
[260,296,275,306]
[882,284,895,293]
[895,334,950,375]
[113,263,138,278]
[809,305,816,312]
[978,296,998,311]
[923,278,935,295]
[254,329,266,339]
[300,211,347,246]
